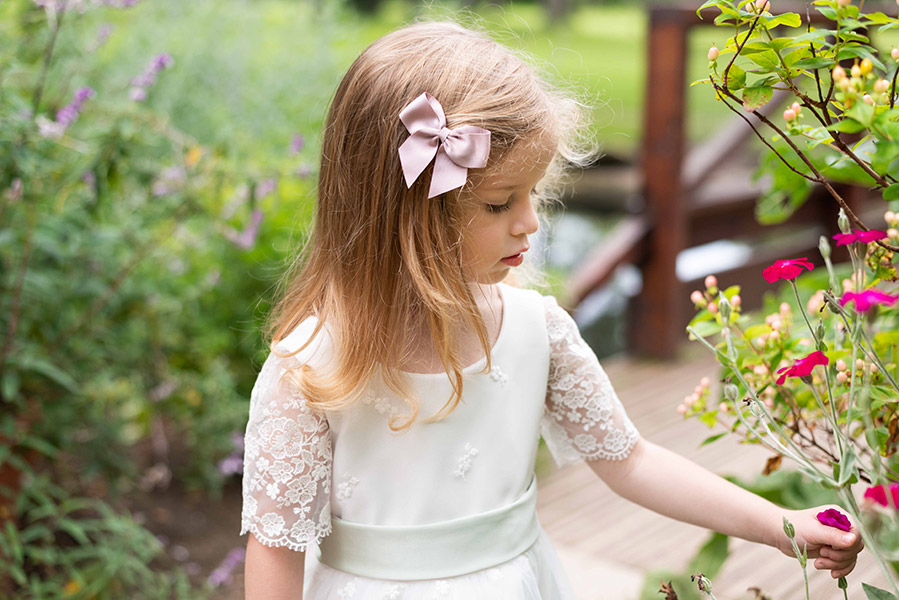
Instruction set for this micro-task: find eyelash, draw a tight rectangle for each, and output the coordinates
[486,201,512,214]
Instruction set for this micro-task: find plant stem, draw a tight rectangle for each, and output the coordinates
[0,203,36,402]
[838,488,899,596]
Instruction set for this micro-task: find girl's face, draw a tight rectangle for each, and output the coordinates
[459,137,555,285]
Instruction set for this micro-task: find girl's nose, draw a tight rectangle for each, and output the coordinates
[512,199,539,237]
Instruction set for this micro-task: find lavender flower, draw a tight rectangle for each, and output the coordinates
[42,86,95,136]
[255,178,277,200]
[223,209,264,250]
[207,547,246,588]
[88,24,113,52]
[130,53,174,102]
[216,455,243,476]
[290,134,305,155]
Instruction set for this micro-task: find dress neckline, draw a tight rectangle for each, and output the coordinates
[404,283,507,377]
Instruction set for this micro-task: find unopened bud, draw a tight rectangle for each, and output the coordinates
[791,101,802,114]
[838,77,852,91]
[718,293,731,322]
[837,371,849,384]
[719,402,729,412]
[779,302,791,315]
[837,0,851,6]
[886,210,897,224]
[724,384,739,402]
[677,404,688,415]
[833,65,847,81]
[705,274,718,290]
[875,79,890,94]
[836,359,847,371]
[851,64,862,78]
[691,290,705,306]
[708,45,719,61]
[755,0,770,10]
[889,228,899,239]
[818,235,831,260]
[893,48,899,61]
[731,295,741,308]
[783,108,797,121]
[838,208,850,233]
[784,517,795,538]
[708,301,718,314]
[863,94,875,105]
[815,321,826,341]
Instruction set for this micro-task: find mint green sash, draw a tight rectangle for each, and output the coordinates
[317,477,539,580]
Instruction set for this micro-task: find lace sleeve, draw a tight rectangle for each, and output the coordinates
[540,296,640,467]
[240,351,332,551]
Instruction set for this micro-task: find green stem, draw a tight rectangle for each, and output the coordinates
[838,488,899,597]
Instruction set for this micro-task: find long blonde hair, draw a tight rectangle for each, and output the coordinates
[267,21,589,430]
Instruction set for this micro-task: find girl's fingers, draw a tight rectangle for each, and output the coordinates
[813,556,857,576]
[819,545,862,562]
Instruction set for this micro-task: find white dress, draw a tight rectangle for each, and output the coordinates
[240,283,640,599]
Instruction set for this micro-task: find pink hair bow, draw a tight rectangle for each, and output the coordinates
[398,93,491,198]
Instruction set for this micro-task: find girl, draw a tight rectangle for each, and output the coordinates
[240,21,864,599]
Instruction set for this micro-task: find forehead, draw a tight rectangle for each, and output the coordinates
[468,135,557,191]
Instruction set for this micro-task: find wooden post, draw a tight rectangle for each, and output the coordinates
[630,8,689,358]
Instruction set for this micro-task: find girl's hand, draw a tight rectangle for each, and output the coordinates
[776,506,865,579]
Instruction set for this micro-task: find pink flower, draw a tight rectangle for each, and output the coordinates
[763,258,814,283]
[816,508,851,532]
[840,290,899,312]
[776,351,829,385]
[865,483,899,508]
[833,229,887,246]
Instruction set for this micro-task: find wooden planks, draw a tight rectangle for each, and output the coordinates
[537,345,890,600]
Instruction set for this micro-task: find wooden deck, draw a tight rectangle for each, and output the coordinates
[537,344,890,600]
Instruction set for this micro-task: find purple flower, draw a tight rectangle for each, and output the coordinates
[207,547,246,588]
[224,209,264,250]
[217,454,243,476]
[55,86,95,130]
[840,290,899,312]
[256,178,277,200]
[290,134,305,155]
[152,53,174,71]
[230,431,245,451]
[816,508,851,532]
[130,53,174,101]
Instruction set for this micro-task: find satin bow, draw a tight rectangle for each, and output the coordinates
[398,93,491,198]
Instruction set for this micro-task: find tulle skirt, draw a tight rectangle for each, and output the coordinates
[304,526,577,599]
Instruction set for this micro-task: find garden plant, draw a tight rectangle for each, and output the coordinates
[681,0,899,597]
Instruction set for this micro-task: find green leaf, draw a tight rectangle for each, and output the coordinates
[838,445,858,486]
[846,101,875,128]
[699,432,728,447]
[726,64,747,90]
[744,49,781,69]
[827,118,867,134]
[863,583,899,600]
[699,411,719,428]
[697,0,722,18]
[742,85,774,111]
[884,184,899,201]
[864,12,896,25]
[837,46,886,71]
[688,532,730,579]
[766,12,802,28]
[792,57,833,70]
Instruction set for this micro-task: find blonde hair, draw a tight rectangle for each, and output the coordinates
[267,21,590,430]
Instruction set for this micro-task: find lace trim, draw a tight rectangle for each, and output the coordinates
[541,297,640,467]
[241,519,332,553]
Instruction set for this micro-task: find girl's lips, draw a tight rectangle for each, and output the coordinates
[501,253,524,267]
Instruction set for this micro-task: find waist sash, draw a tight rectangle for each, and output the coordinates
[317,477,539,580]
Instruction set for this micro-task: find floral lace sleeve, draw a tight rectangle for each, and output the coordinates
[240,351,332,551]
[540,296,640,467]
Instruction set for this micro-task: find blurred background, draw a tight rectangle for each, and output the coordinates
[2,0,897,597]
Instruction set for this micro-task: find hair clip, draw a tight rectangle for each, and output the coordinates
[398,93,491,199]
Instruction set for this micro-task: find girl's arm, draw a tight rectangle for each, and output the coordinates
[245,534,305,600]
[589,438,864,578]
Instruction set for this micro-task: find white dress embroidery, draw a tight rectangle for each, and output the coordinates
[488,365,508,385]
[452,443,479,480]
[240,351,332,551]
[336,473,360,501]
[540,296,639,466]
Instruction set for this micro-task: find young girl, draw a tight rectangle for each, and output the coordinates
[240,21,864,599]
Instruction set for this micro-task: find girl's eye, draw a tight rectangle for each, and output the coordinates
[485,201,512,214]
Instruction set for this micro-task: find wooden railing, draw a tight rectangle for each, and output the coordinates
[566,4,878,358]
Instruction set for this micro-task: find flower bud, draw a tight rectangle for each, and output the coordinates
[708,301,718,314]
[838,78,851,91]
[860,58,873,75]
[705,275,718,290]
[838,208,850,233]
[837,0,851,6]
[857,358,865,369]
[818,235,831,260]
[724,383,739,402]
[815,320,826,341]
[677,404,688,415]
[837,371,849,384]
[863,94,875,105]
[886,210,896,224]
[871,363,879,374]
[889,228,899,239]
[700,376,711,387]
[791,101,802,114]
[718,293,731,322]
[875,79,890,94]
[769,330,779,340]
[784,517,796,538]
[836,359,847,371]
[690,290,705,306]
[708,45,719,61]
[783,108,797,121]
[731,295,741,308]
[779,302,791,315]
[755,0,770,10]
[833,65,846,81]
[719,402,729,412]
[893,48,899,61]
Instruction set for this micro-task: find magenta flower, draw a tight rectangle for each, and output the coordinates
[865,484,899,508]
[833,229,887,246]
[55,86,95,130]
[763,258,814,283]
[816,508,851,532]
[776,350,829,385]
[840,290,899,312]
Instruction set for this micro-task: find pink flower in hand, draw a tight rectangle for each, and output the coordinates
[763,258,814,283]
[833,229,887,246]
[864,483,899,508]
[840,290,899,312]
[776,351,829,385]
[817,508,851,532]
